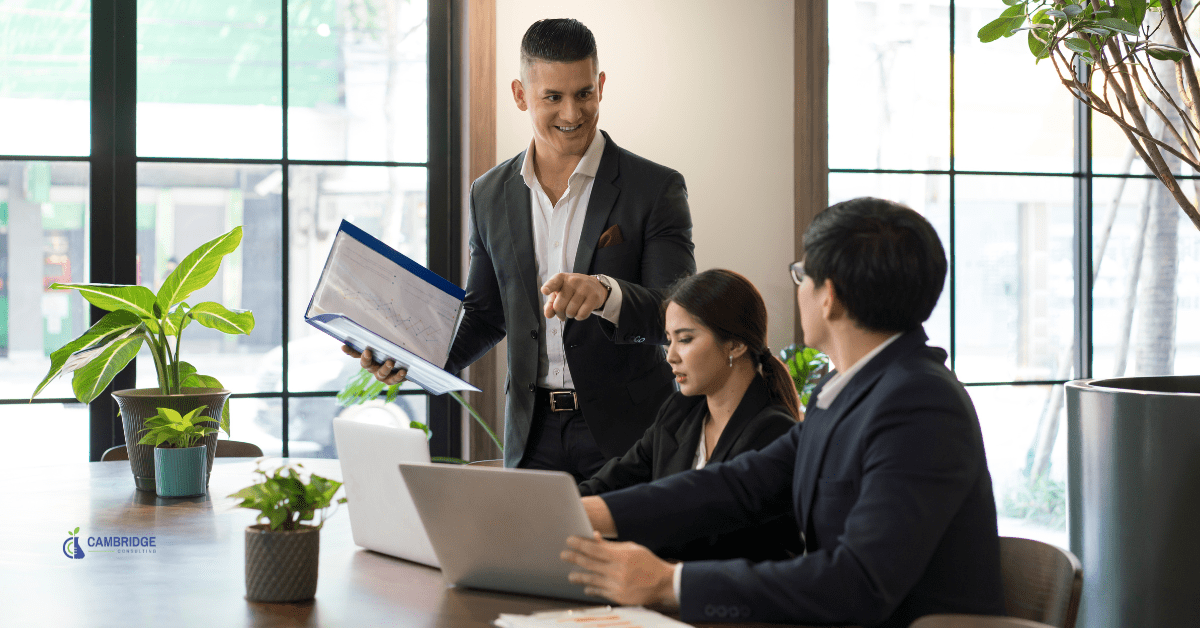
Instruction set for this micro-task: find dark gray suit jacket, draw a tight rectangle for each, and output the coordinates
[578,375,801,562]
[446,131,696,466]
[602,329,1006,627]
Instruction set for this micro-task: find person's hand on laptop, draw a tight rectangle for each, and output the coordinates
[561,531,678,609]
[342,345,408,385]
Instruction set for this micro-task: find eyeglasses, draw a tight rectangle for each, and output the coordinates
[789,261,805,286]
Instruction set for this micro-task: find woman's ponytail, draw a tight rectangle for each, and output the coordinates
[759,349,802,421]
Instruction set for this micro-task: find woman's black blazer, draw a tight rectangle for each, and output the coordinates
[578,375,802,561]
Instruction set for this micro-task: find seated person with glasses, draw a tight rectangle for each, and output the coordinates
[561,197,1005,627]
[577,268,802,562]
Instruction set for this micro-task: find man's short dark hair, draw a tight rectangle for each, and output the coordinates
[802,197,947,333]
[520,18,599,76]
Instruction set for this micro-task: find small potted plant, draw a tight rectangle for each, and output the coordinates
[138,405,217,498]
[228,459,346,603]
[780,343,831,409]
[30,226,254,492]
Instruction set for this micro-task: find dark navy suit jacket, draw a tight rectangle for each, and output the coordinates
[446,131,696,466]
[578,375,802,562]
[602,329,1006,627]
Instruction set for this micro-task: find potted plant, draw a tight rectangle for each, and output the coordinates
[138,405,217,498]
[980,5,1200,626]
[779,343,830,409]
[30,226,254,491]
[228,459,346,603]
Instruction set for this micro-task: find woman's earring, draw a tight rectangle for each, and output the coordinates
[728,354,734,368]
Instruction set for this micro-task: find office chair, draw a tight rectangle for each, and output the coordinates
[101,440,265,461]
[912,615,1056,628]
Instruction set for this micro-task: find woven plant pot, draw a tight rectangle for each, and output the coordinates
[112,387,231,492]
[153,445,208,498]
[244,524,320,603]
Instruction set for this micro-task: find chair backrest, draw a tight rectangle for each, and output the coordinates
[912,615,1056,628]
[99,440,264,462]
[999,536,1082,628]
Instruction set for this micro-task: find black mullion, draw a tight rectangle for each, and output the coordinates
[136,156,428,168]
[281,0,291,458]
[948,0,957,373]
[88,0,138,462]
[963,380,1070,388]
[0,155,91,162]
[1072,58,1093,381]
[425,0,462,460]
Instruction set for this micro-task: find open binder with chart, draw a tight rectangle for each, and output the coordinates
[305,220,479,396]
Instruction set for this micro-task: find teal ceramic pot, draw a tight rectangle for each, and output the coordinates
[153,445,208,498]
[113,387,231,492]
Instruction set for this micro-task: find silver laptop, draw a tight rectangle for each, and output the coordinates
[333,414,439,568]
[398,463,603,602]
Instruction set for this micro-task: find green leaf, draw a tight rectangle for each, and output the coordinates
[31,310,142,400]
[71,335,144,403]
[162,302,193,337]
[1046,9,1067,18]
[177,361,198,384]
[1146,43,1188,61]
[188,302,255,335]
[156,226,243,311]
[51,283,157,320]
[979,14,1026,43]
[1098,17,1139,35]
[1065,37,1093,55]
[1063,3,1084,17]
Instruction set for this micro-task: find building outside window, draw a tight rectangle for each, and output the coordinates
[0,0,447,467]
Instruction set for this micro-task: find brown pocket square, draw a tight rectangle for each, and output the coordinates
[597,225,624,249]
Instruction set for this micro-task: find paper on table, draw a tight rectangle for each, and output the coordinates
[494,606,694,628]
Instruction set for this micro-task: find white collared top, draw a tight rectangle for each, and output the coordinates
[813,333,903,409]
[521,132,623,389]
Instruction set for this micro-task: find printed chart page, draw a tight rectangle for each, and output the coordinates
[306,220,478,395]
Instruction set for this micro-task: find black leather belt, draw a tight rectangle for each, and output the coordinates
[541,388,579,412]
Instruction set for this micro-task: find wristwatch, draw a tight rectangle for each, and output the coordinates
[592,274,613,307]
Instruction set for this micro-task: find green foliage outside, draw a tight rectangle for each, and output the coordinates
[779,344,830,407]
[137,405,217,449]
[338,368,502,464]
[1001,474,1068,530]
[30,227,254,435]
[228,460,346,532]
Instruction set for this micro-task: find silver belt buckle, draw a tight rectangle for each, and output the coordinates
[548,390,578,412]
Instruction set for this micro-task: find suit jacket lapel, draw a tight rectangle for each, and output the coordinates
[665,401,705,473]
[572,131,620,275]
[710,376,773,462]
[504,161,541,316]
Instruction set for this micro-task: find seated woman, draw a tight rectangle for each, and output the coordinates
[577,268,803,561]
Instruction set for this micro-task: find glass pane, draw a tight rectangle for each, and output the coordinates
[288,0,429,163]
[954,4,1073,173]
[287,394,429,458]
[0,402,88,471]
[137,0,283,159]
[227,397,282,457]
[0,2,91,156]
[827,172,951,355]
[287,165,427,391]
[1092,177,1200,377]
[828,1,949,171]
[954,175,1075,383]
[0,161,90,401]
[134,163,282,397]
[968,384,1068,548]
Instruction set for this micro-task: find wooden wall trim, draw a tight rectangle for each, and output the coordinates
[794,1,828,345]
[461,0,504,462]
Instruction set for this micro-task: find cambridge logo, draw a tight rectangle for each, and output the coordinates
[63,526,85,559]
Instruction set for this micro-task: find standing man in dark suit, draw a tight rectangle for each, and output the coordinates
[351,19,694,479]
[561,198,1005,627]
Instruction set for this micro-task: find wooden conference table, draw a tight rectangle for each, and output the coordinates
[0,458,819,628]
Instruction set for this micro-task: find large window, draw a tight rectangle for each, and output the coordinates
[829,1,1200,548]
[0,0,457,468]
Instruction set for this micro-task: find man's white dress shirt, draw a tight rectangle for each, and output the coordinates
[522,132,623,390]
